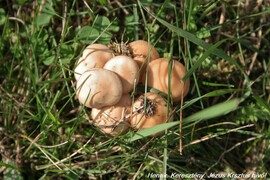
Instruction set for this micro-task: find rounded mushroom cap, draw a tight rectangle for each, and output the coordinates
[128,40,160,82]
[129,92,173,131]
[91,94,132,136]
[74,44,113,81]
[103,55,139,93]
[76,68,123,108]
[142,58,190,102]
[128,40,160,68]
[128,40,160,64]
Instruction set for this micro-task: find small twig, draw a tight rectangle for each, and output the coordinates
[184,124,254,148]
[215,3,226,41]
[75,1,81,29]
[247,26,263,76]
[115,0,129,15]
[40,141,68,148]
[61,0,67,39]
[8,17,26,26]
[82,0,94,14]
[20,134,62,170]
[179,81,185,155]
[35,133,94,170]
[23,130,45,156]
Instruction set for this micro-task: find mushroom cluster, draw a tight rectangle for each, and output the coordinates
[74,40,190,136]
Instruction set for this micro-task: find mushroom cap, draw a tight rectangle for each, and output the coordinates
[76,68,123,108]
[142,58,190,102]
[103,55,139,93]
[128,40,160,66]
[128,40,160,82]
[74,44,113,81]
[91,94,132,136]
[129,92,173,131]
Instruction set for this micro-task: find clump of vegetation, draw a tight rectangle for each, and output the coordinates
[0,0,269,179]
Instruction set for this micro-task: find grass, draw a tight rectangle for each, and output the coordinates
[0,0,270,179]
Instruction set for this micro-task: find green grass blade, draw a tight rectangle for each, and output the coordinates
[182,89,240,110]
[202,81,235,87]
[253,96,270,113]
[128,121,179,142]
[183,38,228,80]
[183,98,240,125]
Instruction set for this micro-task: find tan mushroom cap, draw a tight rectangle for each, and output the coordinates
[128,40,160,82]
[74,44,113,81]
[129,92,173,131]
[103,55,139,93]
[91,94,132,136]
[142,58,190,102]
[128,40,160,66]
[76,68,123,109]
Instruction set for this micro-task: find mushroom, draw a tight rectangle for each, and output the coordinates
[128,40,160,67]
[128,40,160,81]
[91,94,132,136]
[76,68,123,108]
[74,44,113,81]
[129,92,173,134]
[103,55,139,93]
[142,58,190,102]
